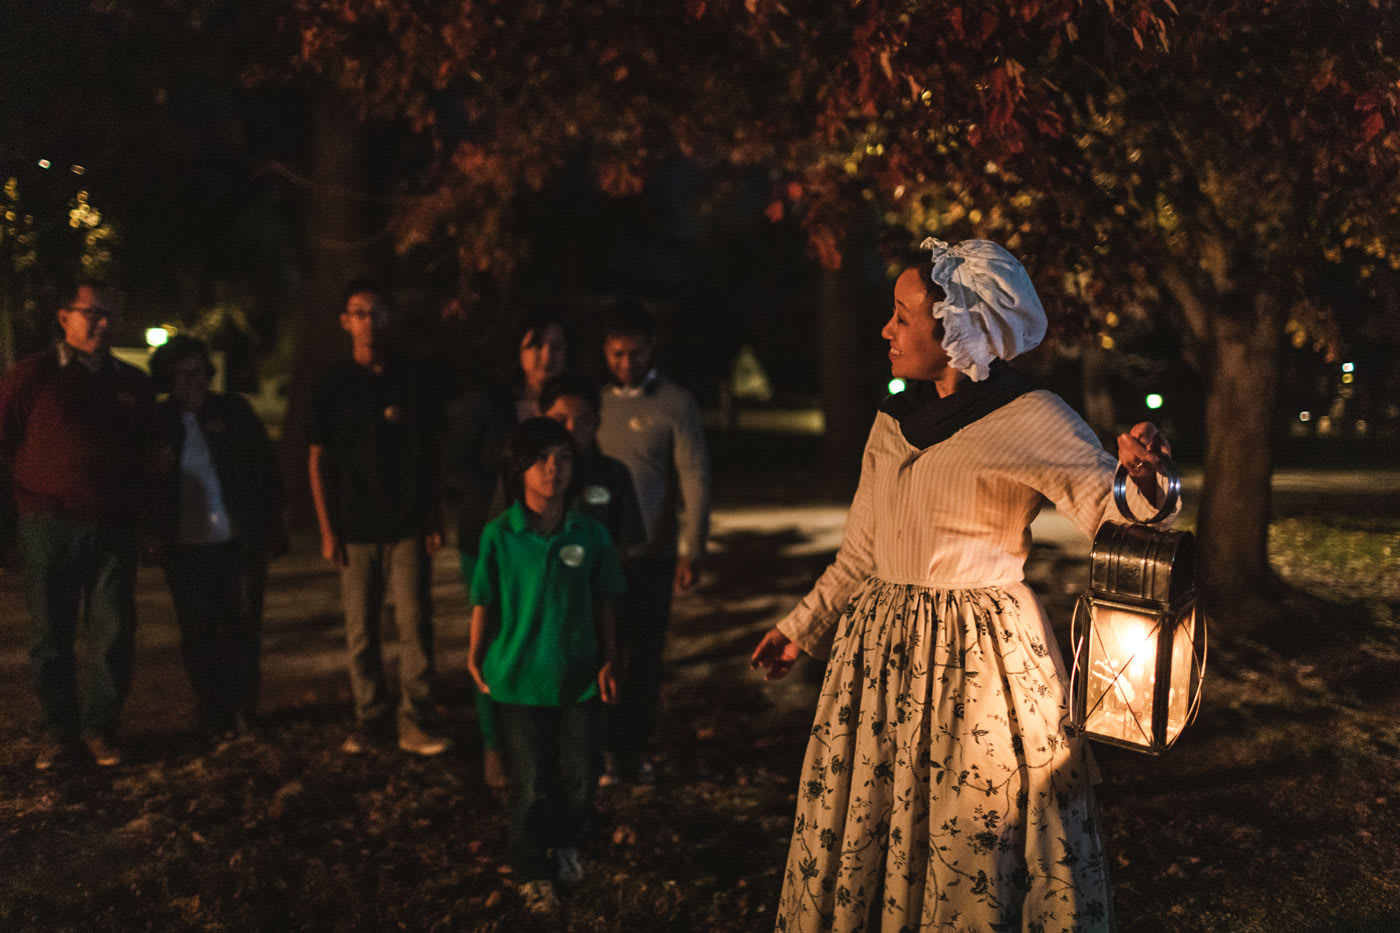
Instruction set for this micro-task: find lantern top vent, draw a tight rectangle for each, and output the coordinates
[1089,522,1196,608]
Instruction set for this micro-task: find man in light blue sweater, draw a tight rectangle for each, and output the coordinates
[594,299,711,784]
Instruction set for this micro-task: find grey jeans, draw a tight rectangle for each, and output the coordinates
[340,538,435,725]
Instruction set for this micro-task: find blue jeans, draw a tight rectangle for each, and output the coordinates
[19,513,139,740]
[164,539,268,731]
[497,700,602,882]
[340,538,435,726]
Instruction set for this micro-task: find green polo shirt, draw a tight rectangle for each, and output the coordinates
[471,502,628,706]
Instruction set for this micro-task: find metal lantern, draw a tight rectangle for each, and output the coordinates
[1072,461,1206,755]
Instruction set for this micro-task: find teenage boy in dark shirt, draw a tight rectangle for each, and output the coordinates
[308,278,451,757]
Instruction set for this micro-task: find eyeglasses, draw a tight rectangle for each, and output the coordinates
[66,304,118,321]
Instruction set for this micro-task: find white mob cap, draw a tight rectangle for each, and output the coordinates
[920,237,1047,382]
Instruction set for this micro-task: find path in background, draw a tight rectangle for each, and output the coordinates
[5,467,1400,749]
[0,500,1120,751]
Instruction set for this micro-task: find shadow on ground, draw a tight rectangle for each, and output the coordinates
[1,496,1397,930]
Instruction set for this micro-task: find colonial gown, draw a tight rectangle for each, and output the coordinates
[775,385,1165,932]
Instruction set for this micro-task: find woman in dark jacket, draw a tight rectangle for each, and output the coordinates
[151,335,286,738]
[443,311,568,785]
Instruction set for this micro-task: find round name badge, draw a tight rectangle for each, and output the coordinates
[583,485,611,507]
[559,544,585,568]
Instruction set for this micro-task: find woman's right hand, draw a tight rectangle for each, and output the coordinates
[751,626,802,680]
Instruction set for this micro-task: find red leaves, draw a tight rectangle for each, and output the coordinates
[1360,111,1386,145]
[808,226,842,270]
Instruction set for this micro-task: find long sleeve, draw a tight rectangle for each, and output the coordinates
[672,390,711,561]
[1015,394,1178,540]
[775,418,882,659]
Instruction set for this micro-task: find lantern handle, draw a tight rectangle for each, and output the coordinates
[1112,457,1181,525]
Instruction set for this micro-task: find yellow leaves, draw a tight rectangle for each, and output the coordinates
[68,190,101,230]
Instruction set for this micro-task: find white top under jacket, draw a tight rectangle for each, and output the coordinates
[777,389,1170,658]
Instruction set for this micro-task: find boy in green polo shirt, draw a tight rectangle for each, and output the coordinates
[467,417,626,915]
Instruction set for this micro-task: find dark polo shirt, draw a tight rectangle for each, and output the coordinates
[308,356,441,543]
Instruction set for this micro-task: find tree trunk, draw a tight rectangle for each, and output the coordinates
[816,262,870,499]
[0,285,15,374]
[279,91,376,525]
[1080,344,1116,439]
[1196,292,1284,604]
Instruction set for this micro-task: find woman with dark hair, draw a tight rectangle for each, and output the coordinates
[150,335,286,738]
[751,239,1173,932]
[444,311,569,785]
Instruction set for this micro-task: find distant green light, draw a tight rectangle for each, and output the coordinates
[145,327,169,347]
[1145,393,1164,410]
[1342,362,1354,373]
[888,378,906,395]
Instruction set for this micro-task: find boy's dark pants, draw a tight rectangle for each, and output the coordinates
[498,699,602,882]
[605,556,675,776]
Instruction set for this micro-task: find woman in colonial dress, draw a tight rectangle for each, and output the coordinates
[751,238,1172,932]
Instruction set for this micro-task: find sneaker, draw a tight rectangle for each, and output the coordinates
[519,879,561,914]
[483,747,507,788]
[554,847,584,887]
[230,711,258,738]
[397,719,453,757]
[34,737,80,772]
[83,734,123,767]
[341,721,391,754]
[597,751,621,788]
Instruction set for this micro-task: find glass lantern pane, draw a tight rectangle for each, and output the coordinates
[1083,605,1161,746]
[1164,609,1197,743]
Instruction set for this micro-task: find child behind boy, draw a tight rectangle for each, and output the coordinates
[539,373,645,556]
[467,417,626,915]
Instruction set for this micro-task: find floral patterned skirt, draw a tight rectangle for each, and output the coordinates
[776,578,1113,933]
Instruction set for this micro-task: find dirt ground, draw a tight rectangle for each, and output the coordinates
[2,471,1399,931]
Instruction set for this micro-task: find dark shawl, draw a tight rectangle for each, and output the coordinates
[879,361,1037,449]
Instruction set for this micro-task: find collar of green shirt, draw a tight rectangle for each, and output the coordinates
[503,499,583,536]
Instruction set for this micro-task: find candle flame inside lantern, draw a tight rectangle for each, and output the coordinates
[1083,605,1195,746]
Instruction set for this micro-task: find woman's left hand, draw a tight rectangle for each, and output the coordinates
[751,626,802,681]
[1117,422,1172,506]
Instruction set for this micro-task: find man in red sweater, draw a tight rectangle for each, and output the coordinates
[0,282,158,770]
